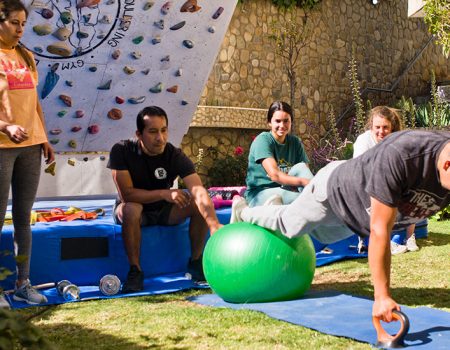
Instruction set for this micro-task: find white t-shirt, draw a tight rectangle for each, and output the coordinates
[353,130,377,158]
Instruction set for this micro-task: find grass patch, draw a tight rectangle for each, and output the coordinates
[19,220,449,349]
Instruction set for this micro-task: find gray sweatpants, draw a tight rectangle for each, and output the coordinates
[241,161,355,244]
[0,145,41,281]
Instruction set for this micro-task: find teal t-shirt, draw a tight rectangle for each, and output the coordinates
[244,132,309,202]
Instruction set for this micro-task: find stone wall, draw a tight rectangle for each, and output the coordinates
[181,0,450,184]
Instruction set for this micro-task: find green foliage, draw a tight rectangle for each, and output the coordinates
[0,251,54,350]
[423,0,450,58]
[207,145,249,186]
[0,309,55,350]
[349,49,366,135]
[431,205,450,221]
[395,96,417,129]
[304,108,354,173]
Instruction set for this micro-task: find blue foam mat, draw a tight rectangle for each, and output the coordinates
[7,272,208,309]
[190,291,450,349]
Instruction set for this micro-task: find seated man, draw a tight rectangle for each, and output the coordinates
[232,130,450,322]
[108,106,222,293]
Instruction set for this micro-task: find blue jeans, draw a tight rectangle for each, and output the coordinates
[248,162,314,207]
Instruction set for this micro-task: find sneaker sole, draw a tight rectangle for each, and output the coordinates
[13,295,47,305]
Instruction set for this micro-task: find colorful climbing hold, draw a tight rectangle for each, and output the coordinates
[45,162,56,176]
[57,110,68,117]
[76,0,100,9]
[167,85,178,93]
[141,69,150,75]
[183,40,194,49]
[98,80,112,90]
[108,108,123,120]
[50,139,60,145]
[208,26,216,33]
[60,11,73,24]
[41,63,60,99]
[33,24,52,36]
[181,100,189,105]
[88,125,100,134]
[154,20,164,29]
[53,27,71,41]
[212,7,224,19]
[170,21,185,30]
[143,1,154,10]
[128,96,146,104]
[59,94,72,107]
[89,66,97,72]
[68,140,77,149]
[65,80,73,87]
[181,0,201,13]
[152,36,161,45]
[150,82,163,93]
[71,126,82,132]
[75,110,85,118]
[161,1,172,15]
[175,68,183,77]
[115,96,125,104]
[123,66,136,75]
[76,31,89,39]
[47,42,72,57]
[112,49,121,59]
[131,51,142,59]
[41,8,54,19]
[50,129,62,135]
[99,15,111,24]
[132,35,144,44]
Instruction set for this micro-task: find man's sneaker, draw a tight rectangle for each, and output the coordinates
[122,265,144,293]
[0,292,10,309]
[406,234,420,252]
[357,237,367,254]
[13,280,48,305]
[186,257,206,282]
[230,196,248,224]
[263,194,283,206]
[391,241,408,255]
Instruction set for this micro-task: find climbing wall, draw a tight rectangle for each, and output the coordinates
[22,0,237,152]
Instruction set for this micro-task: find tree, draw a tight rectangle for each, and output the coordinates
[268,10,312,129]
[424,0,450,58]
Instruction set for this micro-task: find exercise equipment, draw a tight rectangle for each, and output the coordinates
[373,310,410,348]
[99,274,121,296]
[203,222,316,303]
[57,280,80,301]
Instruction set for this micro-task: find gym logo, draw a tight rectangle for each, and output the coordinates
[154,167,167,180]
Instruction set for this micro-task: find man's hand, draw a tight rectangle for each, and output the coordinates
[5,124,28,143]
[373,295,400,322]
[164,189,192,208]
[42,142,55,164]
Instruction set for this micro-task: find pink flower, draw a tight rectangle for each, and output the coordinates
[234,146,244,156]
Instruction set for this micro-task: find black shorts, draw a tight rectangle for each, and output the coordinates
[113,200,174,226]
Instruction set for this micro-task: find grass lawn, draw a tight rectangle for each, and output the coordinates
[20,220,449,349]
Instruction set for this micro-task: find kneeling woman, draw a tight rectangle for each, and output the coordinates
[244,101,313,207]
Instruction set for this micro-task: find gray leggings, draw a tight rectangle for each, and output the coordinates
[0,145,41,281]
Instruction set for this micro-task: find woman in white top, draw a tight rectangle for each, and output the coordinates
[353,106,419,255]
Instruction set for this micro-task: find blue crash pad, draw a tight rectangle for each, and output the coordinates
[190,291,449,349]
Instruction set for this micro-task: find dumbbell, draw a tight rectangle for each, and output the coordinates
[57,280,80,301]
[99,275,121,296]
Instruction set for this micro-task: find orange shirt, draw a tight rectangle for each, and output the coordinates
[0,48,47,148]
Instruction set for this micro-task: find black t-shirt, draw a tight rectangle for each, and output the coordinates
[107,139,196,211]
[328,130,450,236]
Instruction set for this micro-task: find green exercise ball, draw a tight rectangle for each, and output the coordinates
[203,222,316,303]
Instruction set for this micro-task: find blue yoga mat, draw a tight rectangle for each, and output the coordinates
[190,291,450,349]
[7,272,208,309]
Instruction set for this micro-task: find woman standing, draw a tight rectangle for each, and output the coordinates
[353,106,419,255]
[243,101,313,207]
[0,0,54,307]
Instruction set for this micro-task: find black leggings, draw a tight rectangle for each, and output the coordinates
[0,145,41,281]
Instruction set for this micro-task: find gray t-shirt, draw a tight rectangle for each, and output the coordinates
[327,130,450,237]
